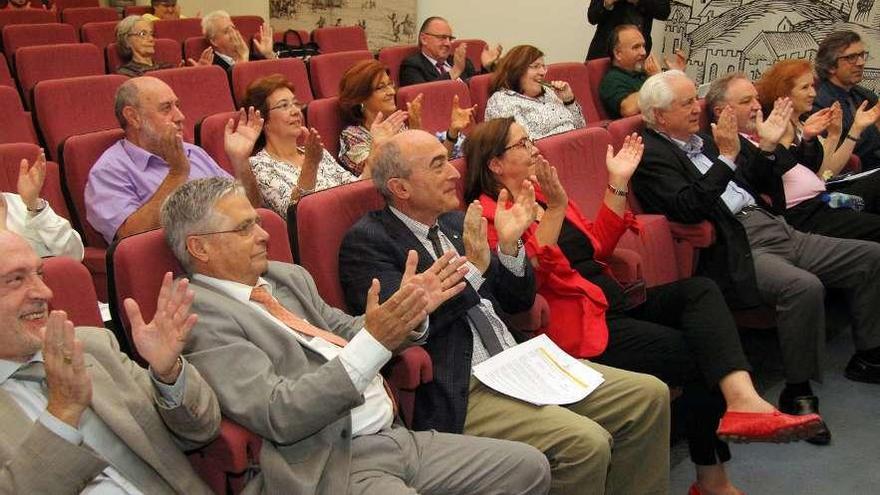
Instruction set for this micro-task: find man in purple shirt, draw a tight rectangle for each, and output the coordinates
[85,76,263,243]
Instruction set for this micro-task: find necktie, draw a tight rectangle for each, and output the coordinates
[425,226,505,356]
[435,60,447,75]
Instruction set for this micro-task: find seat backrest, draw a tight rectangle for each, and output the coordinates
[305,96,342,159]
[106,38,181,73]
[231,57,313,107]
[42,255,104,327]
[0,85,38,144]
[308,49,373,98]
[34,73,125,161]
[395,79,471,135]
[61,7,118,36]
[377,44,418,87]
[586,57,611,121]
[312,26,368,54]
[56,0,100,10]
[230,15,263,42]
[80,20,118,52]
[467,73,492,122]
[0,52,13,88]
[291,180,385,310]
[16,43,104,109]
[546,62,601,123]
[152,65,234,143]
[606,114,644,151]
[451,38,486,73]
[122,5,150,17]
[108,208,291,357]
[3,22,77,65]
[152,18,201,44]
[0,9,57,52]
[60,128,125,248]
[182,35,209,63]
[196,110,237,175]
[0,142,70,219]
[282,29,310,47]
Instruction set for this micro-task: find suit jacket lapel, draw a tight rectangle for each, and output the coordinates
[377,207,438,273]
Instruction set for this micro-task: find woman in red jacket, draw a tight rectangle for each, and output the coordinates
[463,117,821,495]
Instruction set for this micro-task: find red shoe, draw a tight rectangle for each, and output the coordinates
[716,409,823,443]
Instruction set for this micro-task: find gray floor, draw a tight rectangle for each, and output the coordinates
[669,330,880,494]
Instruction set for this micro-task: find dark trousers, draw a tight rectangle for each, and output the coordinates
[594,277,751,466]
[786,170,880,242]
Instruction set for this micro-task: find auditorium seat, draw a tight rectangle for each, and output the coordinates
[231,57,313,107]
[106,38,181,73]
[0,8,56,53]
[195,110,237,175]
[152,17,201,44]
[586,57,611,121]
[61,7,118,36]
[282,28,310,47]
[546,62,603,123]
[16,43,104,109]
[467,73,491,122]
[55,0,99,10]
[152,65,235,143]
[33,73,125,161]
[80,20,118,52]
[308,49,373,98]
[0,53,13,88]
[42,255,104,327]
[183,35,210,63]
[305,96,343,159]
[377,44,418,86]
[122,5,150,17]
[2,22,77,67]
[0,86,38,144]
[451,38,486,73]
[395,80,471,135]
[311,25,368,53]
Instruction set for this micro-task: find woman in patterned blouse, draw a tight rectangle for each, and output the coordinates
[243,74,361,218]
[337,59,475,175]
[484,45,586,140]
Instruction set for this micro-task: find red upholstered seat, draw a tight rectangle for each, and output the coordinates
[16,43,104,109]
[196,110,237,175]
[230,15,263,43]
[0,53,13,88]
[378,44,418,87]
[395,79,471,135]
[152,65,234,143]
[106,38,181,73]
[312,25,368,53]
[0,86,38,144]
[0,8,57,52]
[80,20,118,52]
[546,62,602,123]
[586,57,611,121]
[467,73,491,122]
[61,7,118,37]
[122,5,150,17]
[182,35,209,63]
[308,49,373,98]
[305,96,342,159]
[2,22,76,67]
[231,57,313,107]
[152,18,201,44]
[55,0,99,10]
[42,256,104,327]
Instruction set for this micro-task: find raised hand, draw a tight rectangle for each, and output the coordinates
[756,97,793,149]
[481,43,502,68]
[711,105,741,160]
[364,278,429,351]
[187,46,214,67]
[549,80,575,104]
[644,53,661,76]
[400,250,467,313]
[852,100,880,135]
[232,29,250,62]
[225,106,264,166]
[43,311,92,427]
[17,150,47,211]
[156,123,189,177]
[532,154,568,210]
[463,200,491,273]
[369,110,408,149]
[802,108,832,141]
[254,22,276,59]
[450,43,467,79]
[664,49,688,71]
[606,133,644,185]
[494,183,538,255]
[449,94,477,137]
[406,93,424,130]
[128,273,198,383]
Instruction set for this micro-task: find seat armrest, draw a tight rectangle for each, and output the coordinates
[668,221,715,248]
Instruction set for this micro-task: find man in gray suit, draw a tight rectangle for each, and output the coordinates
[161,176,551,495]
[0,231,221,493]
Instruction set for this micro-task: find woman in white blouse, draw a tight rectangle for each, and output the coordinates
[484,45,586,140]
[243,75,364,218]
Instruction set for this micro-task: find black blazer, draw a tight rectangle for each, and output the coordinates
[338,207,536,433]
[212,50,267,74]
[632,128,793,308]
[399,52,481,87]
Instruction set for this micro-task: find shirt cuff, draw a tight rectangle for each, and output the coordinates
[497,244,526,276]
[409,316,430,344]
[718,154,737,171]
[463,260,486,291]
[150,359,188,408]
[39,410,83,445]
[339,328,393,393]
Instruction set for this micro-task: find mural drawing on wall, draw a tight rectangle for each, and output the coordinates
[662,0,880,91]
[269,0,417,51]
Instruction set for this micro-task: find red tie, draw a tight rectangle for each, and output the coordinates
[436,60,447,74]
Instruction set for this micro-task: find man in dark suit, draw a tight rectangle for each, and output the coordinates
[399,16,501,87]
[161,177,552,495]
[632,70,880,446]
[202,10,275,73]
[339,129,671,495]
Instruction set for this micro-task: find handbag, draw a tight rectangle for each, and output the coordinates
[274,29,320,60]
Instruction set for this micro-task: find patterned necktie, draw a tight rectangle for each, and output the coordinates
[435,60,447,75]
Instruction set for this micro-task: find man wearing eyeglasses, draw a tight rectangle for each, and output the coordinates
[84,77,263,244]
[201,10,276,74]
[813,30,880,170]
[399,16,502,87]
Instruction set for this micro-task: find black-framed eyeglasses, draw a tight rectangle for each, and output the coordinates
[189,216,263,237]
[503,136,535,153]
[422,32,456,42]
[269,100,304,113]
[128,30,154,39]
[837,51,869,64]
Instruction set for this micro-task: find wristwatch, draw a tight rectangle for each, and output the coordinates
[27,198,48,214]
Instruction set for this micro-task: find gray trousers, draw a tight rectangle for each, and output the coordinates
[349,424,551,495]
[740,209,880,383]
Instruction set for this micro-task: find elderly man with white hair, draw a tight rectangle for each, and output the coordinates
[631,70,880,446]
[201,10,276,73]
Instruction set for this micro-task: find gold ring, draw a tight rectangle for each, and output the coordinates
[63,356,72,364]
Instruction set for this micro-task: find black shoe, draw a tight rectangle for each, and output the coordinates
[778,394,831,445]
[845,354,880,384]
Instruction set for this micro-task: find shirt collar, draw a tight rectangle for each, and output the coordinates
[660,132,704,158]
[216,51,235,66]
[0,352,44,384]
[193,273,273,304]
[421,52,447,68]
[122,139,193,172]
[388,205,437,238]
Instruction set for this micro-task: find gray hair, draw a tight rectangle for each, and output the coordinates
[160,177,245,272]
[639,69,689,128]
[202,10,231,40]
[115,15,145,62]
[114,79,141,129]
[704,71,748,123]
[371,140,412,202]
[816,30,862,80]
